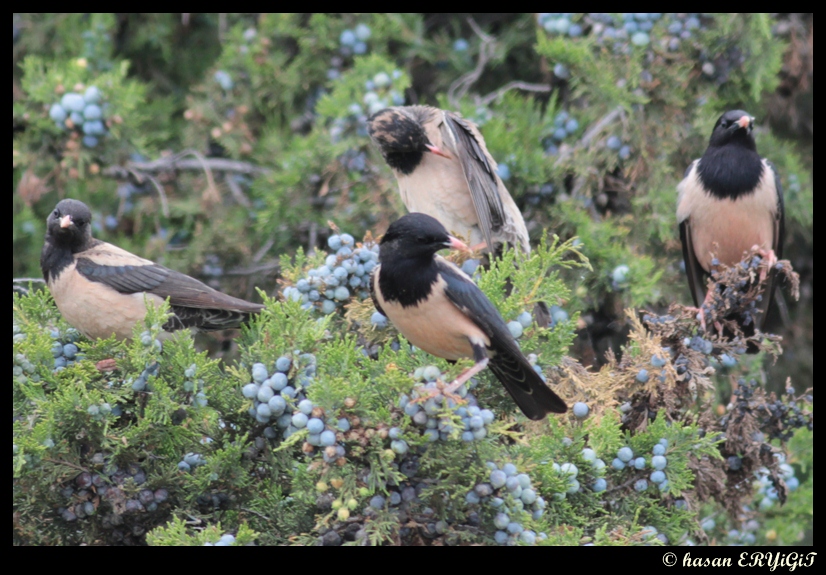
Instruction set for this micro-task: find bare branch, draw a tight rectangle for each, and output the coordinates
[480,81,552,107]
[554,105,625,167]
[140,171,170,218]
[102,157,269,181]
[308,221,318,256]
[448,17,497,108]
[252,238,275,264]
[13,278,45,285]
[225,173,252,208]
[241,507,272,522]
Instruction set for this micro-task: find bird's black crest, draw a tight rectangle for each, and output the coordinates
[697,110,763,200]
[367,108,433,175]
[378,213,452,307]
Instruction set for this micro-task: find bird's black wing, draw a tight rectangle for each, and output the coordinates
[75,256,170,294]
[437,259,566,419]
[369,266,387,317]
[74,244,262,331]
[757,160,786,330]
[76,257,262,311]
[678,163,709,308]
[442,112,506,251]
[679,219,707,308]
[767,161,785,262]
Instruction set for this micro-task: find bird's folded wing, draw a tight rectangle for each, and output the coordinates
[369,268,386,318]
[436,259,531,394]
[679,220,707,309]
[766,160,785,261]
[437,258,566,416]
[677,162,708,308]
[75,243,263,312]
[759,160,786,327]
[442,112,506,249]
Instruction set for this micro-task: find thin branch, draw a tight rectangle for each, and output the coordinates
[241,507,272,522]
[218,13,228,42]
[448,17,496,108]
[480,81,552,106]
[139,171,170,218]
[551,106,625,223]
[102,156,269,180]
[225,173,252,208]
[44,459,91,474]
[252,238,275,264]
[605,476,642,495]
[13,278,45,285]
[554,105,625,168]
[308,221,318,256]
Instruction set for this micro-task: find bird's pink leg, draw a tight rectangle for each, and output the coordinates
[411,358,490,404]
[469,242,488,253]
[442,358,490,395]
[752,246,778,283]
[686,289,717,333]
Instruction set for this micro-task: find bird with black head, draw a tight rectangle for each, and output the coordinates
[371,212,567,421]
[368,105,529,255]
[677,110,784,335]
[41,199,264,341]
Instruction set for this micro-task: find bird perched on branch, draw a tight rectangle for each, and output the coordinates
[367,105,530,255]
[370,213,566,420]
[677,110,784,333]
[41,199,264,341]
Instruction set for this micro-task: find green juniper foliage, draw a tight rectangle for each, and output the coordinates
[13,13,811,546]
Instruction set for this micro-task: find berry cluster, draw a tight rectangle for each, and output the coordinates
[283,233,379,315]
[542,111,581,157]
[540,13,709,53]
[317,460,476,546]
[13,352,39,386]
[579,447,608,492]
[57,457,168,525]
[754,456,800,512]
[703,253,773,329]
[177,452,207,473]
[49,85,108,148]
[338,23,373,58]
[243,356,349,462]
[605,135,632,161]
[611,440,670,493]
[723,519,761,546]
[467,463,548,546]
[85,401,120,421]
[399,366,494,444]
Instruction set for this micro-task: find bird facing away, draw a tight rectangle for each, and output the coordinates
[677,110,784,331]
[41,199,264,341]
[371,212,567,420]
[367,105,530,254]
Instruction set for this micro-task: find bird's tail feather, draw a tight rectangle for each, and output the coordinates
[488,348,567,420]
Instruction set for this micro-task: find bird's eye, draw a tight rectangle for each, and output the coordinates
[720,120,728,128]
